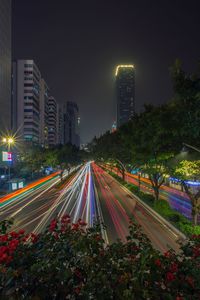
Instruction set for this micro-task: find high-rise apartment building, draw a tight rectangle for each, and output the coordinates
[63,101,80,148]
[57,105,64,145]
[47,96,58,147]
[39,79,49,147]
[115,65,135,127]
[12,60,41,143]
[0,0,11,133]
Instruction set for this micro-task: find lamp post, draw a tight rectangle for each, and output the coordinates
[2,136,15,181]
[182,143,200,154]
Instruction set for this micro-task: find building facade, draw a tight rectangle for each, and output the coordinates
[39,79,49,147]
[47,96,58,147]
[115,65,135,128]
[63,101,80,148]
[12,60,41,143]
[0,0,11,133]
[57,105,64,145]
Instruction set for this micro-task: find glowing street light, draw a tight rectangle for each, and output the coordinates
[8,137,14,144]
[2,136,15,146]
[182,143,200,154]
[1,136,15,181]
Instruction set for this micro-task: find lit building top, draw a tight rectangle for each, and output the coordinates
[115,65,134,76]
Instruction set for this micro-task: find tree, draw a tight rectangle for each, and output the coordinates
[140,154,171,202]
[174,160,200,225]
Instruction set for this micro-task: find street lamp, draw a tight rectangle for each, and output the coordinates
[182,143,200,154]
[1,136,15,180]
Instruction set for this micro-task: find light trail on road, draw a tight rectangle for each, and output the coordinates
[0,163,100,235]
[92,163,180,252]
[103,164,194,220]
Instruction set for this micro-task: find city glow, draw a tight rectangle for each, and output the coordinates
[115,64,134,76]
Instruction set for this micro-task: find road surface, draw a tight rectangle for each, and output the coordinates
[92,163,180,252]
[0,164,98,233]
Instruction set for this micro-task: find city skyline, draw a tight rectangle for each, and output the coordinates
[12,0,200,143]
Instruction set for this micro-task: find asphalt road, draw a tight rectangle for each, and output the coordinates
[0,162,182,253]
[92,163,180,252]
[0,164,98,233]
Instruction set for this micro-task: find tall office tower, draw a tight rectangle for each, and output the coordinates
[63,101,80,148]
[57,106,64,145]
[115,65,135,128]
[39,79,49,147]
[12,60,41,143]
[0,0,11,133]
[47,96,58,147]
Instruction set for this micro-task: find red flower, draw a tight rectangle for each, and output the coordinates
[31,233,38,243]
[79,220,87,227]
[22,234,30,243]
[155,259,161,267]
[5,255,12,265]
[49,219,57,232]
[169,262,178,273]
[0,234,8,242]
[74,269,82,279]
[74,286,81,295]
[193,246,200,258]
[191,234,200,240]
[166,272,175,282]
[8,239,19,252]
[53,232,59,240]
[0,253,8,263]
[72,223,79,231]
[132,245,139,251]
[0,246,8,254]
[176,296,183,300]
[61,215,70,224]
[187,276,194,288]
[18,229,25,235]
[164,251,171,258]
[10,232,19,239]
[95,235,102,241]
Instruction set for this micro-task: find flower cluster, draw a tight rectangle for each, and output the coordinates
[0,217,199,299]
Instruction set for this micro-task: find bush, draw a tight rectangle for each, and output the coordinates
[0,217,200,299]
[178,223,200,236]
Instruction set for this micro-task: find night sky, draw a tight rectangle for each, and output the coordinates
[12,0,200,143]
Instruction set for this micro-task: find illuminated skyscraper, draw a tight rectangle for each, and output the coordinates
[63,101,80,148]
[0,0,11,133]
[12,60,41,143]
[115,65,135,127]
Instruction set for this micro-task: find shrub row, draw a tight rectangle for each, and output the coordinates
[0,217,200,299]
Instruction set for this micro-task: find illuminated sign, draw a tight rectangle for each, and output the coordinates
[12,183,17,190]
[18,182,24,189]
[2,151,12,162]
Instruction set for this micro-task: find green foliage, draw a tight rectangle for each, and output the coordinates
[16,144,83,179]
[178,223,200,235]
[174,160,200,180]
